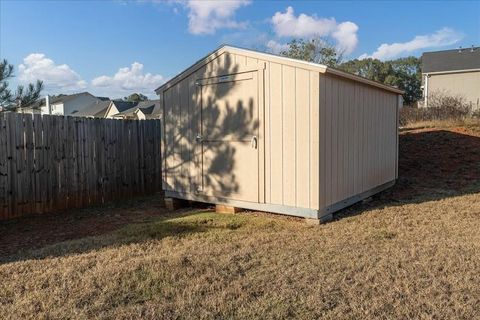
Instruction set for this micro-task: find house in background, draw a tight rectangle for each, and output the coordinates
[71,100,113,118]
[422,46,480,109]
[20,92,161,120]
[112,100,161,120]
[73,100,160,119]
[21,92,104,115]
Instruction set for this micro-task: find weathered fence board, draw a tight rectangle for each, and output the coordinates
[0,113,162,220]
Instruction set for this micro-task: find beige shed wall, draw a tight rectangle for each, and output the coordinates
[427,71,480,109]
[162,51,263,195]
[264,62,320,210]
[319,74,398,210]
[162,51,322,210]
[160,47,399,217]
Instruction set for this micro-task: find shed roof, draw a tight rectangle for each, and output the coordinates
[422,47,480,73]
[155,45,403,94]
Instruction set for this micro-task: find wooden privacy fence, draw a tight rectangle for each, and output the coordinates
[0,113,162,220]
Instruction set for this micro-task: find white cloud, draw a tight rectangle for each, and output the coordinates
[139,0,251,34]
[18,53,86,91]
[16,53,164,98]
[184,0,251,35]
[359,27,464,60]
[332,22,359,56]
[91,62,165,97]
[266,39,289,54]
[271,6,359,54]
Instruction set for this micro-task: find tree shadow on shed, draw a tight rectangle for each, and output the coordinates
[162,52,259,198]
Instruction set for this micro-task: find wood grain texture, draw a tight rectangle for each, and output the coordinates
[0,114,163,220]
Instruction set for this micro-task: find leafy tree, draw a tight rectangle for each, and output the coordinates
[0,59,44,110]
[124,93,148,102]
[280,38,344,67]
[387,57,422,105]
[339,57,422,105]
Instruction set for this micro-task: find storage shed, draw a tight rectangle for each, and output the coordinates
[155,45,403,222]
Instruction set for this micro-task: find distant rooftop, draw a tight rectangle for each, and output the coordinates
[422,46,480,73]
[73,100,111,118]
[113,100,161,119]
[24,92,110,109]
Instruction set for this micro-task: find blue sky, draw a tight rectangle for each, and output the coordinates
[1,0,479,98]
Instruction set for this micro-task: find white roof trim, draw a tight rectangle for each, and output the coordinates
[424,68,480,75]
[155,44,403,95]
[224,45,328,72]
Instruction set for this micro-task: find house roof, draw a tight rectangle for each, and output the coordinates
[422,47,480,73]
[111,100,139,112]
[50,92,96,104]
[155,44,404,94]
[113,100,161,119]
[24,92,108,109]
[136,100,160,115]
[72,100,112,118]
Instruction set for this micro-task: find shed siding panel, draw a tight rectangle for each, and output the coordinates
[264,61,271,204]
[282,65,296,207]
[179,80,187,192]
[186,76,195,192]
[164,88,173,191]
[268,62,283,205]
[319,74,327,209]
[264,64,321,209]
[235,54,247,68]
[319,74,398,210]
[324,76,333,206]
[295,68,310,208]
[174,84,183,191]
[309,71,320,210]
[347,80,355,196]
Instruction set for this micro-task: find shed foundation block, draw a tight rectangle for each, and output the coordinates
[165,198,185,211]
[305,214,333,225]
[215,204,244,214]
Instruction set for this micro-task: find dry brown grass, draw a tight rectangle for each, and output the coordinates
[1,125,480,319]
[401,118,480,133]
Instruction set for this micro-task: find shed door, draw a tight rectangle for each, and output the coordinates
[198,72,259,202]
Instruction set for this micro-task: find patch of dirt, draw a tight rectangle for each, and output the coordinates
[0,197,167,258]
[388,126,480,200]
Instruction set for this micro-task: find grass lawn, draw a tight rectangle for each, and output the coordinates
[1,123,480,319]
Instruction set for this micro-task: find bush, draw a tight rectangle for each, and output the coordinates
[472,109,480,119]
[399,91,473,126]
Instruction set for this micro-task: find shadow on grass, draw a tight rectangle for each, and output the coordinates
[336,129,480,220]
[0,208,249,264]
[3,128,479,260]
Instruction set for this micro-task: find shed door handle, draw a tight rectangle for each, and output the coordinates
[251,136,257,149]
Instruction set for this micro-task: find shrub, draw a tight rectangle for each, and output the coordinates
[399,91,472,126]
[472,109,480,119]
